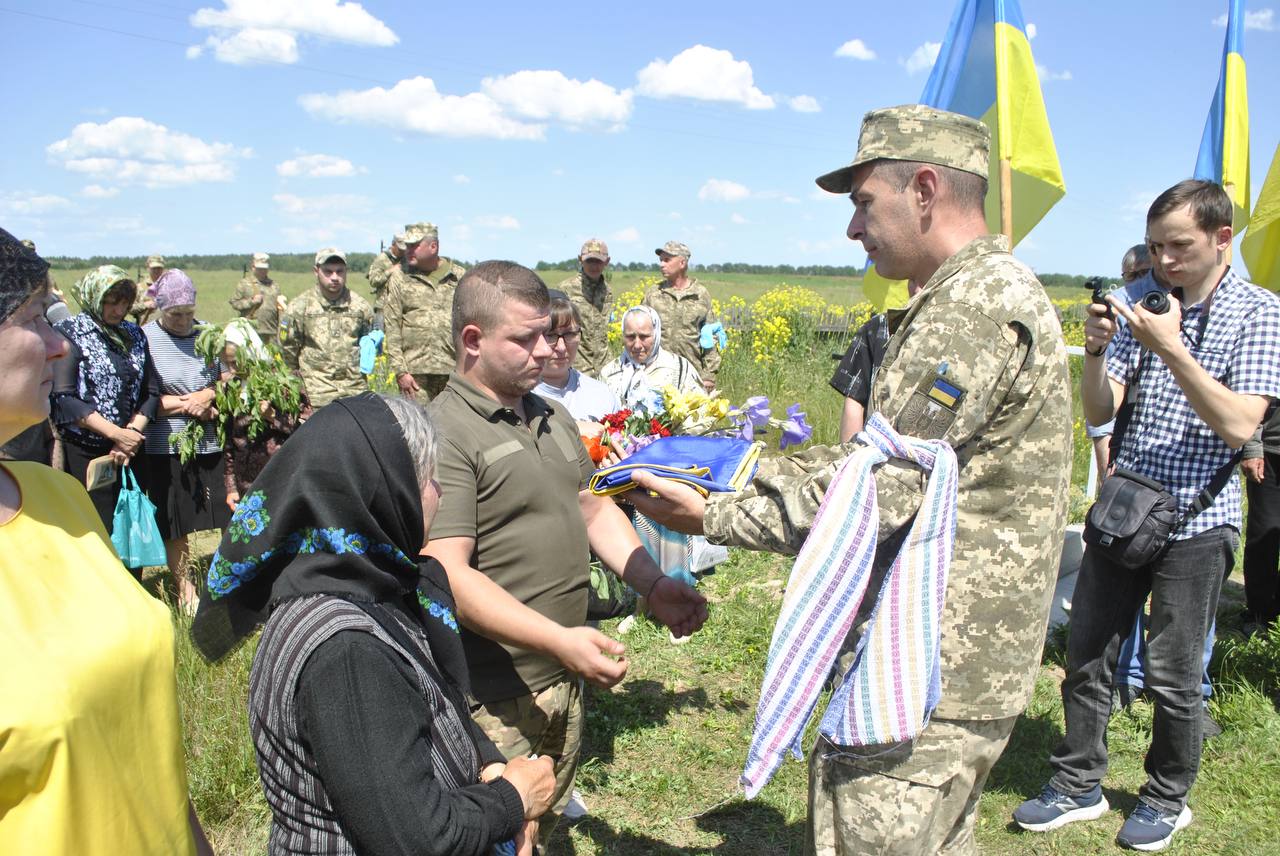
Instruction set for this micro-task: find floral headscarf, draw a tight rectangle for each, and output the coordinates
[0,227,49,326]
[620,304,664,367]
[153,269,197,310]
[73,264,135,350]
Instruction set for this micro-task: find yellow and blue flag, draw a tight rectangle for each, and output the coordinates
[1242,143,1280,292]
[863,0,1065,312]
[1194,0,1250,232]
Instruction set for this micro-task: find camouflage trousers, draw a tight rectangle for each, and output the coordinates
[471,679,583,851]
[806,715,1017,856]
[409,372,450,402]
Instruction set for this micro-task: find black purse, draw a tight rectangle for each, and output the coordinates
[1083,347,1241,569]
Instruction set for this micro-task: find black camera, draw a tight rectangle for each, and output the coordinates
[1084,275,1113,318]
[1139,290,1170,315]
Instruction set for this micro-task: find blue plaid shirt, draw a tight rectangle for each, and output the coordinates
[1107,268,1280,539]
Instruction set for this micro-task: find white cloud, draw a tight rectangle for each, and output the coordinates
[81,185,119,199]
[698,178,751,202]
[668,211,682,220]
[1213,8,1275,30]
[189,0,397,64]
[903,41,941,75]
[834,38,876,60]
[788,95,821,113]
[1120,190,1156,223]
[551,167,566,177]
[276,152,365,177]
[453,174,470,184]
[809,187,845,201]
[299,76,545,141]
[1036,64,1073,82]
[473,215,520,230]
[730,213,748,225]
[1026,22,1037,39]
[0,192,73,217]
[46,117,251,187]
[481,70,633,130]
[273,192,375,248]
[636,45,775,109]
[611,226,641,243]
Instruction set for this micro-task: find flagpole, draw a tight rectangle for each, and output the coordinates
[1000,158,1014,239]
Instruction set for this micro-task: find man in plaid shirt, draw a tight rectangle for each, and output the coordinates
[1016,180,1280,851]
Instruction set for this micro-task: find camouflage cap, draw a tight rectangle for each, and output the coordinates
[146,254,166,268]
[580,238,610,261]
[252,252,270,269]
[655,240,691,259]
[314,247,347,266]
[815,104,990,193]
[393,232,406,249]
[20,238,36,251]
[402,222,439,244]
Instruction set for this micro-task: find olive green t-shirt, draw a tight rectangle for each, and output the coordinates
[428,372,594,703]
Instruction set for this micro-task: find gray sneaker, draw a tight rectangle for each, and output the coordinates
[1013,783,1109,832]
[1116,800,1192,851]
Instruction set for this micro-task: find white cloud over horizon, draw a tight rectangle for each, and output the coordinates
[81,185,120,199]
[903,41,941,75]
[1213,7,1275,30]
[46,117,251,187]
[788,95,821,113]
[473,214,521,230]
[481,70,633,131]
[188,0,397,65]
[698,178,751,202]
[0,191,73,218]
[276,153,366,177]
[611,226,641,243]
[834,38,876,60]
[636,45,775,109]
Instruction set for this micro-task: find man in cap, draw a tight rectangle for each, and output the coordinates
[279,248,374,408]
[382,222,467,401]
[129,254,164,324]
[229,252,281,346]
[627,104,1072,854]
[642,241,720,391]
[366,233,405,310]
[557,239,614,377]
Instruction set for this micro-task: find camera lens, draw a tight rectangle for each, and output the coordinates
[1141,291,1170,315]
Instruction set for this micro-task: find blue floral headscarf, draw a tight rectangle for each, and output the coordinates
[191,394,466,693]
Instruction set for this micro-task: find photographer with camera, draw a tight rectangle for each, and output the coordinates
[1016,180,1280,850]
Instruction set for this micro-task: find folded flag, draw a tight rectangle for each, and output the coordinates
[589,435,761,498]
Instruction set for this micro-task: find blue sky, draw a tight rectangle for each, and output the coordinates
[2,0,1278,277]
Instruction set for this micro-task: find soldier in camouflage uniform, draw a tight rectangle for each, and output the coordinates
[279,248,374,408]
[628,105,1072,856]
[382,222,466,401]
[129,254,163,324]
[229,252,281,345]
[365,232,404,324]
[642,241,720,391]
[556,238,613,377]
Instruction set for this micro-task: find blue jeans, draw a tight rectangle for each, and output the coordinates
[1049,527,1237,812]
[1115,612,1215,700]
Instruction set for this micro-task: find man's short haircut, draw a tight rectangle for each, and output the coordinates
[548,293,581,330]
[1147,179,1232,233]
[875,159,989,213]
[1122,243,1151,272]
[452,260,550,347]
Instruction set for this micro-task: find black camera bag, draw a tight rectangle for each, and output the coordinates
[1083,468,1178,568]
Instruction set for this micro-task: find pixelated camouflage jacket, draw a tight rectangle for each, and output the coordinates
[705,235,1072,720]
[382,258,466,377]
[365,250,398,300]
[229,274,280,338]
[642,278,721,383]
[279,286,374,408]
[557,270,613,377]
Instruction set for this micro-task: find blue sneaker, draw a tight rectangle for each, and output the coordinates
[1013,782,1109,832]
[1116,800,1192,851]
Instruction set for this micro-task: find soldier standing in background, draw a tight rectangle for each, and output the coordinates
[382,222,466,401]
[627,104,1072,855]
[129,254,164,324]
[557,238,613,377]
[279,248,374,408]
[229,252,281,346]
[642,241,720,391]
[366,232,405,326]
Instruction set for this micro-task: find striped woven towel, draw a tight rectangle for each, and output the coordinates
[740,412,958,798]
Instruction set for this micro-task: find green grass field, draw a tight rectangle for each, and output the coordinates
[140,269,1280,855]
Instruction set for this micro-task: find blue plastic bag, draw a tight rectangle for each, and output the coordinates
[111,465,167,569]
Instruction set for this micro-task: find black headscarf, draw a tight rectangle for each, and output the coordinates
[0,227,50,325]
[191,393,468,694]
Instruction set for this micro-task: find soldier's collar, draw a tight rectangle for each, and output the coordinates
[315,285,350,306]
[445,371,553,425]
[917,235,1010,296]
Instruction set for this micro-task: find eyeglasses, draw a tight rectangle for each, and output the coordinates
[547,328,581,347]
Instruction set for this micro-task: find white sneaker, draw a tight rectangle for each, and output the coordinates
[563,789,588,820]
[617,614,637,634]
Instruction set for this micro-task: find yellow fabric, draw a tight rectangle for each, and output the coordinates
[1243,142,1280,292]
[1223,51,1251,233]
[0,462,194,856]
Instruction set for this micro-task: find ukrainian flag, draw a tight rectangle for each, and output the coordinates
[1242,143,1280,291]
[1194,0,1250,233]
[863,0,1064,311]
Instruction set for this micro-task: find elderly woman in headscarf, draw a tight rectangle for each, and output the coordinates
[141,269,229,611]
[192,393,555,856]
[51,264,157,535]
[599,304,703,408]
